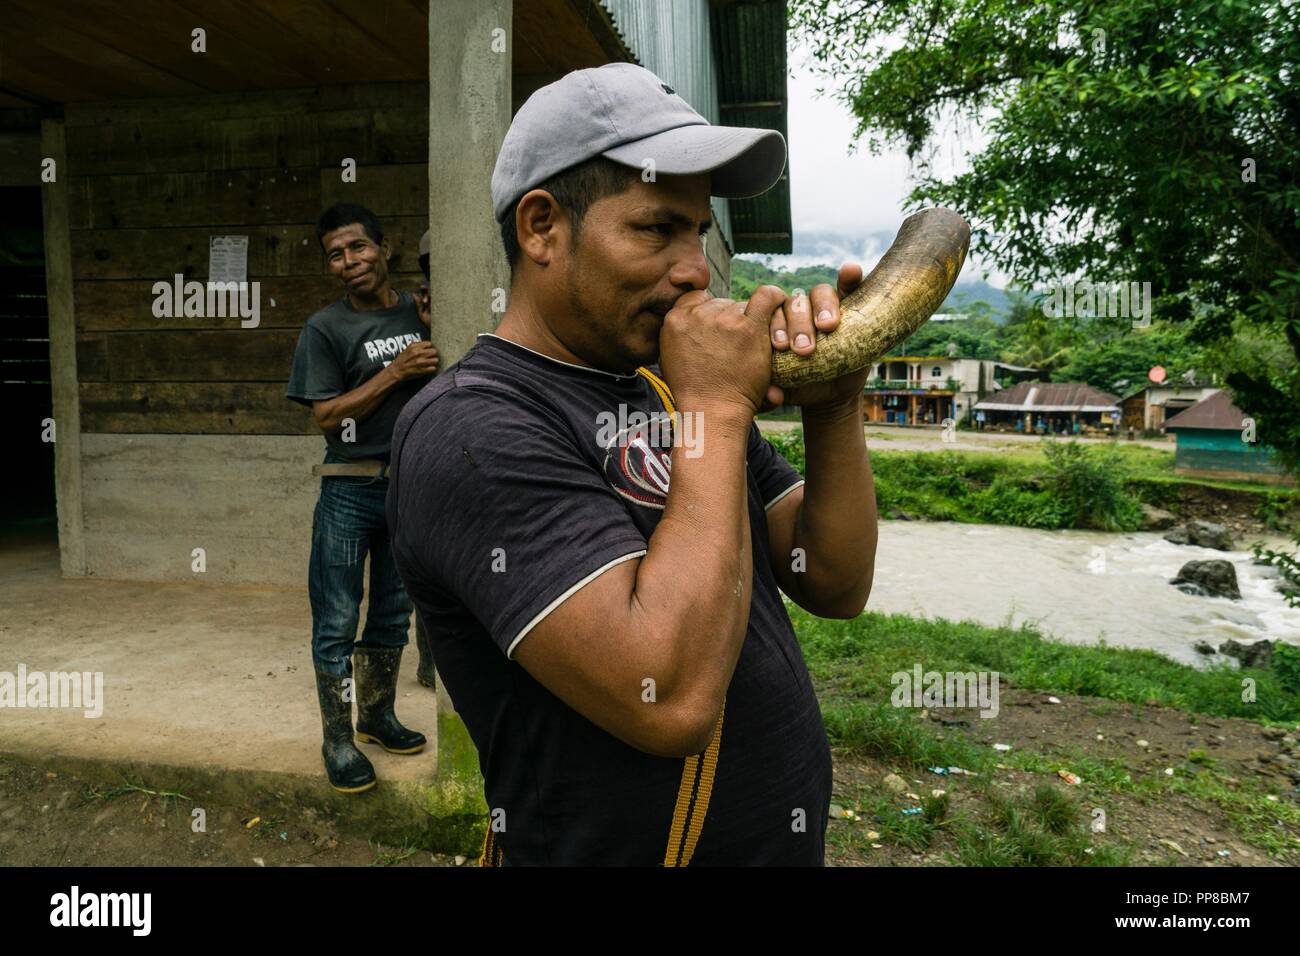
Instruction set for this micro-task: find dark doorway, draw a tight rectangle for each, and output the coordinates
[0,185,56,534]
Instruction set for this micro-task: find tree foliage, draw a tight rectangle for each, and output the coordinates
[789,0,1299,468]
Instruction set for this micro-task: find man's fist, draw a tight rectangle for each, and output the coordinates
[389,340,439,381]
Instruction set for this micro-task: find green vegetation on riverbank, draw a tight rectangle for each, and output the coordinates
[764,428,1300,533]
[796,605,1300,864]
[797,606,1300,726]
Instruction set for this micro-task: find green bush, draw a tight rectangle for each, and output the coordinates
[1274,641,1300,696]
[975,475,1070,528]
[765,427,805,474]
[1256,490,1300,532]
[1040,439,1143,531]
[765,430,1142,532]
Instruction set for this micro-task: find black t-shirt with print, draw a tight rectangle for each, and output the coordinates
[387,332,832,865]
[285,291,429,461]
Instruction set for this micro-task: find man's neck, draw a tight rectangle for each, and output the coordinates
[347,283,396,312]
[495,298,595,370]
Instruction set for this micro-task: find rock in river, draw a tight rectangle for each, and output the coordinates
[1170,559,1241,600]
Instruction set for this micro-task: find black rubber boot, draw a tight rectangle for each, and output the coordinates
[354,646,427,754]
[314,669,376,793]
[414,611,437,690]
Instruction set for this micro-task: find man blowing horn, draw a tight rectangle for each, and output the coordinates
[388,63,879,866]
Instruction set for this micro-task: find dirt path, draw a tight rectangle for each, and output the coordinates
[0,756,463,868]
[4,686,1296,866]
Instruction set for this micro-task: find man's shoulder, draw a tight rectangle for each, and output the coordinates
[303,297,350,333]
[395,351,550,439]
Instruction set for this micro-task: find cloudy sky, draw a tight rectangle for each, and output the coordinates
[747,42,1008,289]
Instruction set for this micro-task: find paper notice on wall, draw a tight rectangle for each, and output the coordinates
[208,236,248,285]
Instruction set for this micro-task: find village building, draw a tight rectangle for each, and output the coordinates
[1119,379,1221,434]
[0,0,795,812]
[863,355,1037,426]
[1163,390,1293,485]
[972,381,1122,434]
[0,0,791,588]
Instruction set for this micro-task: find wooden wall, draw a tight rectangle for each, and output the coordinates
[65,82,428,435]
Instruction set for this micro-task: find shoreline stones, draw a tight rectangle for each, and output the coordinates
[1163,520,1234,551]
[1141,504,1177,530]
[1220,639,1275,670]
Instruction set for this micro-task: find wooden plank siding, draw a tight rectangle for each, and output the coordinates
[65,82,428,435]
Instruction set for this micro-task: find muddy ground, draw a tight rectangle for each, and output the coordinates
[2,688,1296,867]
[827,687,1300,867]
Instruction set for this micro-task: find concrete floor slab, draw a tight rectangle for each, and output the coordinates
[0,523,443,796]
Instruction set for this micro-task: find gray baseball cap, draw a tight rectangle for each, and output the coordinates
[491,62,787,223]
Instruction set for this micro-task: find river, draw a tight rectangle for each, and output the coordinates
[865,520,1300,665]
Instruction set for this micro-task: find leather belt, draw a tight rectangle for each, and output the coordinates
[313,460,390,478]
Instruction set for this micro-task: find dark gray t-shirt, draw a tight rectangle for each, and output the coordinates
[285,291,429,461]
[387,332,832,866]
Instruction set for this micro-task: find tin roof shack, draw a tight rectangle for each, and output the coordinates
[973,382,1122,434]
[5,0,791,585]
[864,355,1037,426]
[1119,382,1221,435]
[1163,390,1294,485]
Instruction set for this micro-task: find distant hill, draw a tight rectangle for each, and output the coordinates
[941,281,1010,319]
[730,257,1011,321]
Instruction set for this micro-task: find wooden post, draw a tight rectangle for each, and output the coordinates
[40,119,87,577]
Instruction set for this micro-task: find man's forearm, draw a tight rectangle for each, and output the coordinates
[793,394,877,617]
[629,402,754,723]
[316,366,403,433]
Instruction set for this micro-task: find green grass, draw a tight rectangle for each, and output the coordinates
[85,780,192,804]
[801,605,1300,863]
[826,760,1136,865]
[793,603,1300,725]
[370,843,421,866]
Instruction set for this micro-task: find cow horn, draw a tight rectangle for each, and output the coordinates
[770,207,971,388]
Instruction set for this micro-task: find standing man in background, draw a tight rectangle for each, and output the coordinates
[286,203,437,793]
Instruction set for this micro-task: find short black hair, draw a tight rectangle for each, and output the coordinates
[499,156,641,272]
[317,203,384,249]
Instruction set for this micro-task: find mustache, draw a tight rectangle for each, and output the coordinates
[641,298,679,317]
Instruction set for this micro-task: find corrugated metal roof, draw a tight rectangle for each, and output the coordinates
[599,0,732,249]
[973,382,1121,412]
[710,0,790,253]
[599,0,791,254]
[1163,390,1244,431]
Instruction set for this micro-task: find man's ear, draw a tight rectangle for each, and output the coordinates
[516,191,561,267]
[381,237,392,261]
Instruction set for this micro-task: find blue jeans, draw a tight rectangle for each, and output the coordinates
[309,451,411,677]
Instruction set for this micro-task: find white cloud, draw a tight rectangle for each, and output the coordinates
[754,43,1009,288]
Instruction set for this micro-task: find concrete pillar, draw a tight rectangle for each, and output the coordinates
[429,0,512,368]
[426,0,512,831]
